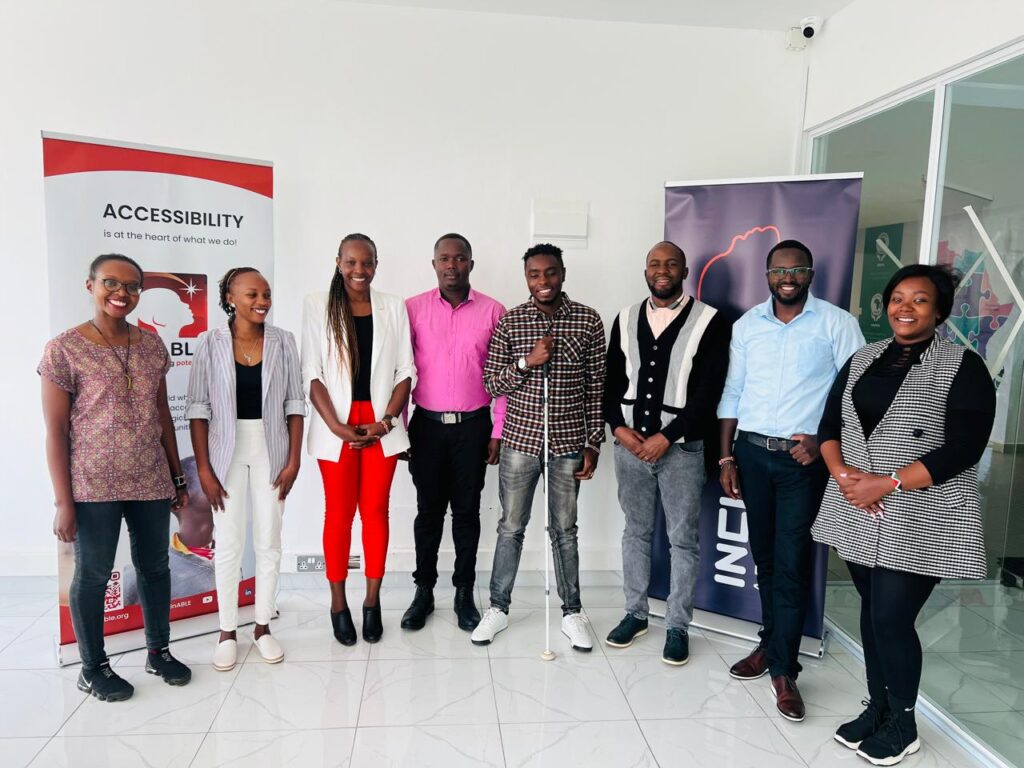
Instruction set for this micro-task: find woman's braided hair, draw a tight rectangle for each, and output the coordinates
[218,267,261,317]
[328,234,376,382]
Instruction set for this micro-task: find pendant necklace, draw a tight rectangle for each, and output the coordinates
[234,328,263,366]
[90,320,133,392]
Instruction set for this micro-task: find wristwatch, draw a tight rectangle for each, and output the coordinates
[516,356,529,371]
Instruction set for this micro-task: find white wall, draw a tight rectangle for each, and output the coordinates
[0,0,804,575]
[804,0,1024,128]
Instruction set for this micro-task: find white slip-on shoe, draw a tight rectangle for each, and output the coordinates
[213,638,237,671]
[561,612,593,652]
[470,607,509,646]
[255,633,285,664]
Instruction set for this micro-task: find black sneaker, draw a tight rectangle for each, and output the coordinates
[835,699,887,749]
[662,628,689,666]
[605,614,648,648]
[856,708,921,765]
[145,648,192,686]
[77,662,134,702]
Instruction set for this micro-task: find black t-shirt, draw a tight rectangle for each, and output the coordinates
[353,314,373,401]
[236,360,263,419]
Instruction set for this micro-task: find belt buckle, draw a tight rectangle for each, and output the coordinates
[442,412,458,425]
[765,437,780,451]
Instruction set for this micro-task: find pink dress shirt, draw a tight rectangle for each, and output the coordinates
[406,288,507,439]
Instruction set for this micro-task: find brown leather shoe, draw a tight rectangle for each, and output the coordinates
[771,675,805,722]
[729,645,769,680]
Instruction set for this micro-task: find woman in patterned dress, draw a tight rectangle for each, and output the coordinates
[40,254,193,702]
[812,264,995,766]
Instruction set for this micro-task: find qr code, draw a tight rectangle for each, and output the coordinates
[104,571,123,611]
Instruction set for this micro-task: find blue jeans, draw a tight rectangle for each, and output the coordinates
[70,499,171,669]
[489,448,583,614]
[615,440,705,631]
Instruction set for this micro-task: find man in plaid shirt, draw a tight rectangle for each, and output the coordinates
[470,243,605,651]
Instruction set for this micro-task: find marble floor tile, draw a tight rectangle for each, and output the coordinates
[953,710,1024,766]
[583,607,719,658]
[500,720,657,768]
[0,615,34,652]
[918,653,1018,713]
[367,610,487,660]
[0,614,60,669]
[251,612,371,663]
[191,728,356,767]
[0,576,56,594]
[60,664,238,736]
[937,650,1024,710]
[31,733,205,767]
[639,717,805,767]
[492,654,634,724]
[0,669,85,737]
[965,603,1024,640]
[917,604,1024,653]
[609,652,764,720]
[350,724,504,767]
[773,714,982,768]
[212,660,366,732]
[358,658,496,727]
[0,737,49,768]
[0,593,57,617]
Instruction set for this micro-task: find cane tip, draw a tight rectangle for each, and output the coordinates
[541,650,556,661]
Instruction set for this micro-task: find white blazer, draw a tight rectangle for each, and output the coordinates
[301,289,416,459]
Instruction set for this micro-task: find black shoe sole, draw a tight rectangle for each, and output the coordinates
[77,679,133,702]
[145,666,191,686]
[605,627,648,648]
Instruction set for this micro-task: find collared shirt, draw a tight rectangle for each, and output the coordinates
[717,292,864,437]
[406,287,507,439]
[646,295,687,340]
[484,293,605,457]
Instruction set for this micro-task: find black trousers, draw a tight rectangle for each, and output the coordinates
[734,438,828,678]
[846,560,938,708]
[407,411,491,589]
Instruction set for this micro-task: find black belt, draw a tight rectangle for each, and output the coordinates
[416,406,489,425]
[740,431,799,452]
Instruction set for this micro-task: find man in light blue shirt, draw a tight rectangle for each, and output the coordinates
[717,239,863,723]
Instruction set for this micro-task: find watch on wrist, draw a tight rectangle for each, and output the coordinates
[172,474,187,490]
[516,356,529,371]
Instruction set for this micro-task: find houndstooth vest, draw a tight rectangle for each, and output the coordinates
[811,336,987,580]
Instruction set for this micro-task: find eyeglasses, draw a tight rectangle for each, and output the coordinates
[98,278,143,296]
[766,267,812,279]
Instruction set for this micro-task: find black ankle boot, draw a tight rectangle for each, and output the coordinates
[454,586,481,631]
[363,604,383,643]
[401,586,434,631]
[331,608,356,646]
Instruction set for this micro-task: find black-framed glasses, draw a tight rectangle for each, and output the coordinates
[766,267,812,279]
[99,278,143,296]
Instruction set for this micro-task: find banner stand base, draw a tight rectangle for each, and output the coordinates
[648,602,830,660]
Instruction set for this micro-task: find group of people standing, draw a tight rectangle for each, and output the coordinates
[41,232,994,768]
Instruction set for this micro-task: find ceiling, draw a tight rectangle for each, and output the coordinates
[339,0,857,32]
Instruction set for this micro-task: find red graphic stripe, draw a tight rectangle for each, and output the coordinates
[43,138,272,198]
[697,225,782,301]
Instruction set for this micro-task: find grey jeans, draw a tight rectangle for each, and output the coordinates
[489,448,583,614]
[615,440,704,631]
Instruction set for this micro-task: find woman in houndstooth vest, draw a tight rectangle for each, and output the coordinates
[812,264,995,766]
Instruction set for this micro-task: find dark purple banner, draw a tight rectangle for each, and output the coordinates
[650,174,863,640]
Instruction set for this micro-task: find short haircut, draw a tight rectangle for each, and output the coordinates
[882,264,960,324]
[648,241,686,262]
[522,243,564,266]
[89,253,144,284]
[766,239,814,269]
[434,233,472,256]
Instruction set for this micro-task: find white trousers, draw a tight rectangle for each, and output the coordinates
[215,419,283,630]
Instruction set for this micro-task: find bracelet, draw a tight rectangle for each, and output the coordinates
[172,475,187,490]
[889,471,902,492]
[379,419,393,434]
[718,456,736,467]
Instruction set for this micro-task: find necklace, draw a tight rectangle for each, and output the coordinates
[233,327,264,366]
[89,320,133,391]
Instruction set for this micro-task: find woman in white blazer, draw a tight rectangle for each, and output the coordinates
[302,233,415,645]
[186,268,304,671]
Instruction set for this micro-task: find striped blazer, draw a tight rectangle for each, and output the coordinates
[185,324,305,482]
[812,337,987,580]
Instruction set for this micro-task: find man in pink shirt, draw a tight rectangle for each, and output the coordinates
[403,233,506,632]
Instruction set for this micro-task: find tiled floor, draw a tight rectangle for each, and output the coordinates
[0,573,990,767]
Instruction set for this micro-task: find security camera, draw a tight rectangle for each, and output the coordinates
[800,16,822,39]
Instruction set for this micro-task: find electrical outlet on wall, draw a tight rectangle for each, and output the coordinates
[297,555,326,572]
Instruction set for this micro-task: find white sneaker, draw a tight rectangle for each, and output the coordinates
[561,613,593,652]
[255,633,284,664]
[213,638,237,671]
[471,607,509,646]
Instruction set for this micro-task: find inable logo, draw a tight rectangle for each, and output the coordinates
[136,272,207,339]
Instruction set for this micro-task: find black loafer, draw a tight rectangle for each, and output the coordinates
[401,586,434,631]
[331,608,357,646]
[454,586,481,631]
[363,604,383,643]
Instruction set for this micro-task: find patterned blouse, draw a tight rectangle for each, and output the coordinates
[38,327,175,503]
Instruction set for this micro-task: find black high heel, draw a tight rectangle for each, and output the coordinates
[331,608,356,646]
[362,604,383,643]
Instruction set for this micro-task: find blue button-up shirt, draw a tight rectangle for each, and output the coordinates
[717,293,864,437]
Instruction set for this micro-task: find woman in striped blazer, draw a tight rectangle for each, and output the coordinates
[186,268,305,671]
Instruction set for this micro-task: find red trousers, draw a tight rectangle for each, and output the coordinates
[318,401,399,581]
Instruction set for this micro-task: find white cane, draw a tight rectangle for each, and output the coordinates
[541,362,556,661]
